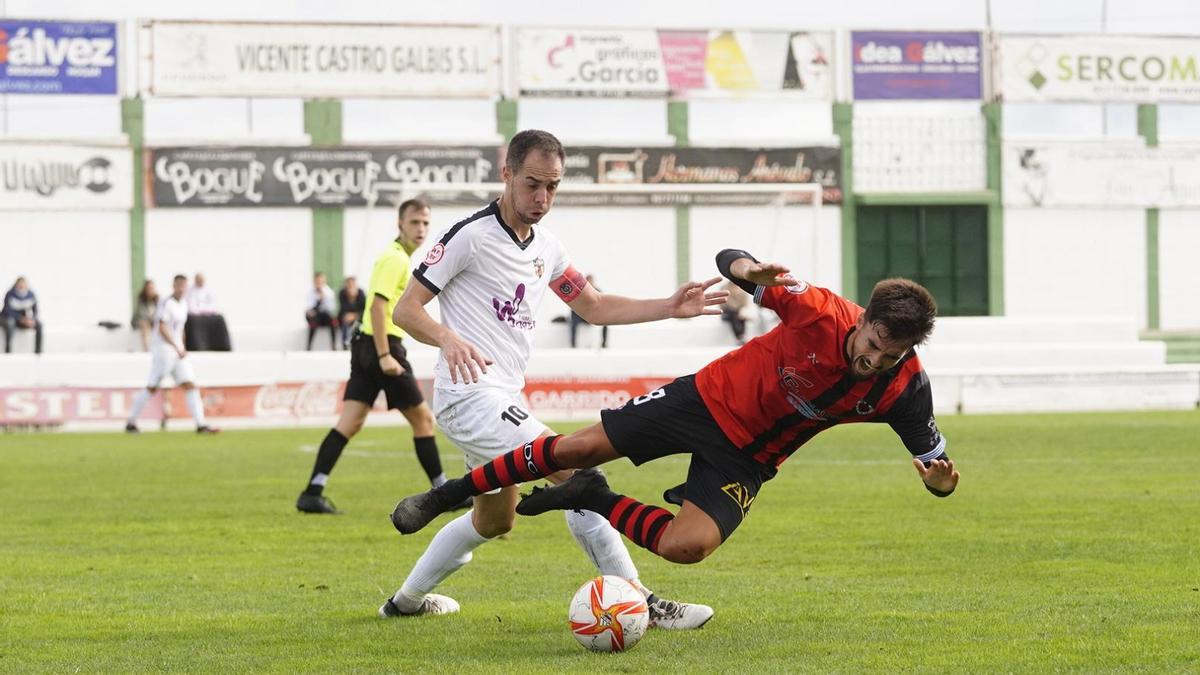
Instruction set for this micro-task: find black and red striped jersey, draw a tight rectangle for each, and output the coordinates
[694,281,946,471]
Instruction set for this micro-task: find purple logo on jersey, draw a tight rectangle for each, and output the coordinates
[493,283,536,330]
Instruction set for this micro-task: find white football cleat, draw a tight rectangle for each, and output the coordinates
[647,597,714,630]
[378,593,460,618]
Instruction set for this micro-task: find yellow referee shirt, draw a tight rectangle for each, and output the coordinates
[361,240,412,339]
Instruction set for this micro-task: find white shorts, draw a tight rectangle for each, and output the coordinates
[433,386,550,470]
[147,350,195,388]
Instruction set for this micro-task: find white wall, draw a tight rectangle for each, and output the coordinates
[144,209,312,343]
[689,101,835,146]
[518,99,673,146]
[1157,210,1200,330]
[0,96,123,141]
[0,212,130,336]
[142,98,306,145]
[342,99,501,145]
[1004,208,1146,322]
[689,204,843,293]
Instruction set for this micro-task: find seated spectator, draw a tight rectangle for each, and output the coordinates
[720,280,752,345]
[186,272,218,315]
[337,275,366,349]
[306,271,339,350]
[570,274,608,349]
[130,279,159,351]
[3,276,43,354]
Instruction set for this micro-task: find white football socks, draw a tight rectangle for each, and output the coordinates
[393,511,488,612]
[185,388,207,427]
[565,508,645,590]
[127,389,152,423]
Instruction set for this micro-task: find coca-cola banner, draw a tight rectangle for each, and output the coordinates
[558,145,843,205]
[0,377,670,426]
[148,146,500,207]
[1,143,132,210]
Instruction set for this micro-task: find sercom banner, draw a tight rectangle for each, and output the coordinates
[516,28,834,99]
[851,30,984,99]
[0,144,132,210]
[0,20,118,94]
[997,34,1200,103]
[146,21,500,97]
[1003,142,1200,207]
[149,146,501,207]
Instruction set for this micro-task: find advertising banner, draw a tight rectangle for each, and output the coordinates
[150,145,842,207]
[516,28,834,100]
[0,143,132,210]
[0,20,118,94]
[149,146,501,207]
[558,146,843,205]
[997,34,1200,103]
[851,30,983,100]
[0,377,671,426]
[1003,141,1200,207]
[146,21,499,97]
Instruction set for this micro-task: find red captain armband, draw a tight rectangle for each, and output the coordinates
[550,266,588,302]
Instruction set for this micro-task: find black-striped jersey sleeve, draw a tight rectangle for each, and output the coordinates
[412,208,486,295]
[883,369,948,464]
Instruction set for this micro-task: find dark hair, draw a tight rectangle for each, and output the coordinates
[506,129,565,173]
[398,198,430,220]
[138,279,157,303]
[173,274,187,283]
[864,278,937,346]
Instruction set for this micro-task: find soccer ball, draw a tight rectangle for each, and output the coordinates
[568,575,649,652]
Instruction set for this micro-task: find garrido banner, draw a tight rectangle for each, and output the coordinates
[998,34,1200,103]
[0,144,132,210]
[146,21,500,97]
[0,20,118,94]
[149,146,501,207]
[1003,141,1200,207]
[516,28,834,99]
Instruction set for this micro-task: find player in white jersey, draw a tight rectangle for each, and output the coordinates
[125,274,219,434]
[378,130,726,629]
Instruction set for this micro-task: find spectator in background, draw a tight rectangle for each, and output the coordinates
[569,274,608,349]
[720,280,752,345]
[306,271,339,350]
[186,272,217,315]
[131,279,159,352]
[337,276,366,349]
[3,276,42,354]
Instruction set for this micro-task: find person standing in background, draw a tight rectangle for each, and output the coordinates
[295,198,455,515]
[186,272,217,315]
[306,272,339,351]
[3,276,43,354]
[131,279,159,352]
[338,276,366,349]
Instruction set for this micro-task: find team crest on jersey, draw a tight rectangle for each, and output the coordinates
[855,400,875,416]
[533,257,545,278]
[424,243,445,266]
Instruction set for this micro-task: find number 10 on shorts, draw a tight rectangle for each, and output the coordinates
[501,405,529,426]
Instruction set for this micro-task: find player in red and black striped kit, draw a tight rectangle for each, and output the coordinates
[391,248,960,565]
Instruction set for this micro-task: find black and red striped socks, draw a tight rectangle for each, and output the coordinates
[602,496,674,555]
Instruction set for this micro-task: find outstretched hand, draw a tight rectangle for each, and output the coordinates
[738,261,799,288]
[668,277,730,318]
[912,457,959,494]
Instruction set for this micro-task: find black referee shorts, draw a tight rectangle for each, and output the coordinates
[344,332,424,411]
[599,375,774,542]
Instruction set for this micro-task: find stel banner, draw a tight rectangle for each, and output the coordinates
[0,143,132,210]
[149,146,501,207]
[558,145,843,205]
[0,19,118,94]
[0,378,670,426]
[1003,142,1200,208]
[146,21,500,98]
[516,28,834,99]
[997,34,1200,103]
[851,30,983,100]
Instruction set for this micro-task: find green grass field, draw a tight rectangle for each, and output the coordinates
[2,410,1198,673]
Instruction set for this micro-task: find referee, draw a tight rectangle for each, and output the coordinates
[297,198,456,514]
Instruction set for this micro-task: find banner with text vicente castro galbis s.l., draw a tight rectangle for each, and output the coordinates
[851,30,983,100]
[0,20,118,94]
